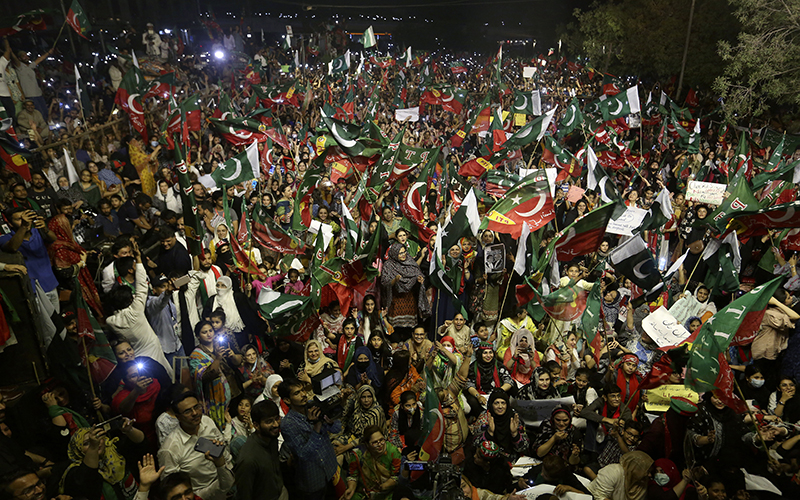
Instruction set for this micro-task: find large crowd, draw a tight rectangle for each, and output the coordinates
[0,13,798,500]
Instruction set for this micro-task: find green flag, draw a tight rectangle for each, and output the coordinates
[211,141,259,186]
[66,0,91,39]
[174,143,203,256]
[362,26,377,49]
[558,97,584,137]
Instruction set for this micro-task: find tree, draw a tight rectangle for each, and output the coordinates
[714,0,800,120]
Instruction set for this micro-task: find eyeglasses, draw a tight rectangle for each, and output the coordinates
[370,437,386,446]
[17,480,44,499]
[180,403,203,417]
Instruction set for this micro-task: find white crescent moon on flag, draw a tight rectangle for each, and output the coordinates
[610,99,624,116]
[765,207,796,223]
[441,91,454,103]
[229,126,252,140]
[406,181,425,213]
[332,124,358,148]
[514,122,533,141]
[563,108,575,127]
[68,12,79,30]
[633,260,649,280]
[128,94,143,115]
[271,299,305,316]
[515,195,547,217]
[223,158,243,181]
[265,149,276,165]
[554,227,577,252]
[515,94,529,112]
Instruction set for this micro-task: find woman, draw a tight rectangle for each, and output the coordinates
[229,394,255,440]
[56,176,87,209]
[545,331,582,382]
[472,230,504,324]
[238,344,274,399]
[208,276,249,345]
[611,354,642,413]
[459,476,526,500]
[128,136,158,197]
[110,362,161,448]
[533,406,581,465]
[343,425,401,500]
[437,312,474,354]
[381,243,431,337]
[564,199,589,226]
[345,345,384,390]
[768,376,800,422]
[430,336,463,393]
[648,458,694,500]
[472,390,529,463]
[276,184,294,230]
[466,343,513,415]
[74,169,102,209]
[357,294,393,345]
[47,213,104,317]
[383,350,422,418]
[255,374,287,417]
[153,179,182,215]
[588,451,653,500]
[267,338,303,380]
[403,326,433,373]
[518,367,559,400]
[297,339,338,387]
[208,224,230,262]
[684,316,702,334]
[388,391,422,450]
[688,393,746,464]
[341,385,386,447]
[669,286,717,325]
[367,331,392,373]
[503,328,539,388]
[189,320,239,428]
[739,365,770,412]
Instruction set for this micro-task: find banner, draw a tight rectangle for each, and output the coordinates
[522,67,537,79]
[514,396,574,425]
[641,306,691,348]
[644,384,699,412]
[606,206,647,236]
[686,180,727,205]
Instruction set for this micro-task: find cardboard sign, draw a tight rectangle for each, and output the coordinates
[484,244,506,273]
[514,396,575,425]
[606,206,647,236]
[644,384,699,412]
[518,485,592,500]
[522,67,537,79]
[566,185,585,203]
[515,113,527,126]
[395,106,420,122]
[641,306,691,348]
[686,180,726,205]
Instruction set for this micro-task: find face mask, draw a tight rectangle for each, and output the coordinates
[654,473,670,486]
[356,360,369,371]
[750,378,765,388]
[150,140,159,148]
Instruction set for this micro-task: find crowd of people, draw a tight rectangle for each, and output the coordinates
[0,12,798,500]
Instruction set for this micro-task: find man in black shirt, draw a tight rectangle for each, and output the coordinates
[234,401,287,500]
[27,172,56,218]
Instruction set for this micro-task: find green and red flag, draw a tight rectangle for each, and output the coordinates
[416,365,444,472]
[222,189,264,277]
[66,0,91,39]
[600,86,641,121]
[251,208,307,255]
[292,154,327,231]
[450,61,468,74]
[174,142,204,256]
[144,72,176,100]
[481,169,555,237]
[114,66,148,141]
[420,86,468,115]
[450,95,491,147]
[528,279,588,321]
[0,9,53,37]
[542,136,580,181]
[538,202,617,268]
[728,200,800,236]
[400,149,438,243]
[602,73,623,96]
[484,169,522,197]
[367,124,407,198]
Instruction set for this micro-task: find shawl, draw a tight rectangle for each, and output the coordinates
[602,293,623,327]
[347,346,383,389]
[526,367,559,400]
[346,385,386,439]
[212,276,245,332]
[621,451,654,500]
[61,428,133,500]
[473,344,500,394]
[503,328,539,386]
[616,354,642,411]
[381,242,431,318]
[303,339,337,377]
[47,215,104,316]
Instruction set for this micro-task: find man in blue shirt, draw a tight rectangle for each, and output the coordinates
[0,207,58,311]
[278,377,340,499]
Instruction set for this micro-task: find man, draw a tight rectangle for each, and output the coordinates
[155,472,201,500]
[118,193,154,235]
[102,237,134,292]
[0,39,14,123]
[154,227,192,277]
[27,172,57,218]
[0,209,58,311]
[234,401,287,500]
[16,101,49,143]
[8,185,40,212]
[143,23,162,58]
[158,393,233,500]
[0,469,62,500]
[185,251,222,328]
[105,241,174,377]
[145,275,185,368]
[278,377,340,499]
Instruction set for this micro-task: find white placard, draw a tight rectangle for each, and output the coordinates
[394,106,420,122]
[606,206,648,236]
[285,25,293,36]
[641,306,691,348]
[522,67,537,79]
[686,180,726,205]
[514,396,575,426]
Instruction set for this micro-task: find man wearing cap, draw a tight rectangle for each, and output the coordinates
[143,23,161,57]
[462,440,515,495]
[234,400,287,500]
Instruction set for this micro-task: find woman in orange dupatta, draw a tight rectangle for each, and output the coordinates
[128,137,158,197]
[47,214,104,318]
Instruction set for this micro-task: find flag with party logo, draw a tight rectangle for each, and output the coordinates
[66,0,91,39]
[481,170,554,237]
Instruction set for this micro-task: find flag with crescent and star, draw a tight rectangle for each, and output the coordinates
[481,170,554,238]
[450,94,491,147]
[66,0,91,39]
[420,85,468,115]
[511,89,542,116]
[173,142,203,256]
[537,202,617,269]
[251,205,307,255]
[727,200,800,236]
[542,136,580,181]
[558,97,584,138]
[362,26,377,49]
[400,150,437,243]
[114,66,148,141]
[211,141,259,186]
[501,108,557,151]
[600,86,641,121]
[609,235,662,291]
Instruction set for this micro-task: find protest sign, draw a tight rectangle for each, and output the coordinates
[395,107,420,122]
[567,185,585,203]
[484,244,506,273]
[686,181,727,205]
[523,67,537,79]
[641,306,691,348]
[514,396,574,425]
[606,206,647,236]
[644,384,699,412]
[515,113,527,126]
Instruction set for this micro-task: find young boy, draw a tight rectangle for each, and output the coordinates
[568,367,599,429]
[579,384,633,455]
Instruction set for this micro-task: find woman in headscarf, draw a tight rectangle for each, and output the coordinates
[466,343,513,417]
[609,354,642,414]
[683,316,702,335]
[687,393,746,465]
[74,169,102,209]
[267,338,303,379]
[238,343,274,399]
[367,330,392,373]
[588,450,654,500]
[343,425,401,500]
[55,175,88,209]
[533,406,581,465]
[341,385,386,446]
[189,320,238,428]
[383,350,422,419]
[668,284,716,325]
[57,427,140,500]
[207,276,248,347]
[381,242,431,337]
[345,346,384,390]
[47,213,104,318]
[647,458,695,500]
[127,135,157,197]
[637,396,697,469]
[503,328,540,388]
[472,389,529,463]
[388,390,422,450]
[430,336,463,393]
[518,367,559,400]
[297,338,338,391]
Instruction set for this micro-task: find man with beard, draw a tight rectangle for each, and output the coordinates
[27,172,57,218]
[185,251,222,328]
[234,401,287,500]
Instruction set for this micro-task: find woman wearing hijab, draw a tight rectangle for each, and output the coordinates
[610,354,642,414]
[383,350,422,419]
[388,390,422,450]
[637,397,697,469]
[47,213,104,318]
[518,367,559,400]
[503,329,540,388]
[466,343,513,417]
[381,242,431,338]
[267,338,303,380]
[668,285,716,325]
[297,339,338,389]
[472,389,529,463]
[688,393,746,465]
[588,450,654,500]
[341,385,386,448]
[204,276,255,348]
[533,407,582,465]
[345,345,384,390]
[647,458,695,500]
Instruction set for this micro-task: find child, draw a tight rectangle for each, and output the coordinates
[568,367,598,429]
[209,308,242,355]
[579,384,632,455]
[583,420,643,480]
[545,360,569,396]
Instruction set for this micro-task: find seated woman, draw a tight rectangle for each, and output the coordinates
[343,425,401,500]
[466,343,513,418]
[189,320,241,429]
[238,344,274,400]
[668,285,716,325]
[344,346,384,390]
[367,330,392,373]
[503,329,539,389]
[383,350,423,419]
[297,339,339,390]
[544,331,582,382]
[471,390,529,464]
[388,391,423,451]
[437,312,474,354]
[588,451,653,500]
[338,385,386,456]
[647,458,696,500]
[518,367,559,401]
[532,407,582,467]
[430,336,464,393]
[111,361,162,449]
[439,388,471,464]
[606,354,642,415]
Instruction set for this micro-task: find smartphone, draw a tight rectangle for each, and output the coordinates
[172,274,191,288]
[194,437,225,458]
[96,414,124,431]
[471,336,481,349]
[405,461,426,471]
[251,180,258,189]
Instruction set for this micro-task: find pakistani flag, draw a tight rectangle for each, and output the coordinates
[686,276,783,394]
[558,97,584,137]
[328,51,351,75]
[600,86,641,121]
[340,199,360,259]
[66,0,91,39]
[174,143,204,255]
[320,108,371,157]
[367,124,407,197]
[687,117,701,154]
[502,108,557,151]
[258,289,312,320]
[585,146,619,203]
[703,231,741,294]
[609,235,661,291]
[362,26,377,49]
[398,46,412,67]
[640,187,673,232]
[481,170,554,237]
[211,141,259,186]
[74,65,91,117]
[511,89,542,116]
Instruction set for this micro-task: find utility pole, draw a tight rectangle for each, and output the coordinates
[676,0,696,102]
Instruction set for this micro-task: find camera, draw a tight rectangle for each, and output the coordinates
[430,453,467,500]
[307,366,344,419]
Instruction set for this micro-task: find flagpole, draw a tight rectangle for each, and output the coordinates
[81,335,104,422]
[682,255,703,294]
[733,377,774,459]
[58,0,77,57]
[492,272,513,338]
[52,20,68,52]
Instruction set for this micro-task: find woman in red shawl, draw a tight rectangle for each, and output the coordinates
[47,214,103,318]
[111,361,161,448]
[611,354,642,414]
